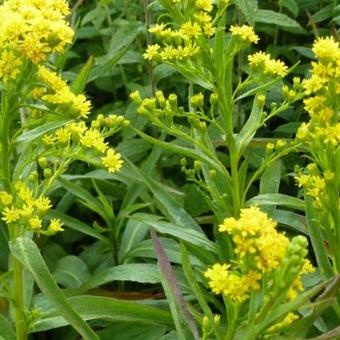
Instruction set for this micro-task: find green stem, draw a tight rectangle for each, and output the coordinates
[1,90,27,340]
[9,227,27,340]
[230,151,241,216]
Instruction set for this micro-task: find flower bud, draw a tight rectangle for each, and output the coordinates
[38,157,48,169]
[43,168,52,178]
[130,90,142,104]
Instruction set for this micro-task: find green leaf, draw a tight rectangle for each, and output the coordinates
[119,220,149,261]
[53,256,90,289]
[255,9,301,28]
[123,237,203,266]
[132,213,219,257]
[46,209,107,243]
[71,56,95,94]
[272,209,308,235]
[0,315,15,340]
[98,323,166,340]
[9,237,98,340]
[180,243,222,340]
[305,196,334,280]
[235,0,258,24]
[84,264,161,289]
[237,94,264,156]
[31,295,173,332]
[16,119,72,144]
[279,0,299,17]
[89,23,141,82]
[259,160,281,215]
[123,159,203,232]
[246,194,305,211]
[58,177,110,224]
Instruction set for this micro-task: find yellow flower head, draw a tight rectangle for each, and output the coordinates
[0,0,74,65]
[248,52,288,77]
[0,191,13,206]
[230,25,259,44]
[1,206,20,224]
[143,44,160,61]
[313,36,340,61]
[219,206,289,272]
[48,218,64,233]
[195,0,213,12]
[101,148,123,173]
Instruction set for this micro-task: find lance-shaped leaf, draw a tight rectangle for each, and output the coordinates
[9,237,99,340]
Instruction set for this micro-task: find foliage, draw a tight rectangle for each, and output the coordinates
[0,0,339,339]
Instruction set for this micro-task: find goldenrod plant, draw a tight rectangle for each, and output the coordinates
[0,1,125,338]
[129,0,340,338]
[295,37,340,288]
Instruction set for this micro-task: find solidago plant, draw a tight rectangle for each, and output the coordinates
[295,37,340,317]
[130,0,340,339]
[0,0,124,338]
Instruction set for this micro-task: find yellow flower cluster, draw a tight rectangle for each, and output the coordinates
[33,66,91,119]
[248,51,288,77]
[230,25,259,44]
[295,37,339,208]
[219,206,289,271]
[144,1,215,62]
[0,0,73,82]
[205,207,312,305]
[295,169,330,207]
[0,182,63,234]
[42,114,127,173]
[204,264,261,303]
[303,37,340,96]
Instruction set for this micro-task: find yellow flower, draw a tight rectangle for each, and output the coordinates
[0,0,74,64]
[1,206,20,224]
[55,127,71,145]
[0,49,23,81]
[248,52,288,77]
[230,25,259,44]
[180,22,201,39]
[143,44,160,61]
[29,216,42,230]
[34,196,52,213]
[219,206,289,272]
[204,263,230,294]
[195,0,213,12]
[81,129,108,152]
[101,148,123,173]
[313,36,340,61]
[48,218,64,233]
[204,264,261,303]
[0,191,13,206]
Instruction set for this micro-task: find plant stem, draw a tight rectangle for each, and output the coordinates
[230,151,241,216]
[1,90,27,339]
[9,228,27,340]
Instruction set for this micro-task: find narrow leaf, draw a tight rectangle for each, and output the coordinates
[10,237,98,340]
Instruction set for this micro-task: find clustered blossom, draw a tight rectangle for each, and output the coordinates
[248,51,288,77]
[0,0,73,82]
[144,0,217,62]
[34,66,91,119]
[0,182,63,234]
[0,0,127,237]
[295,36,339,208]
[41,114,127,174]
[204,207,313,304]
[230,25,259,44]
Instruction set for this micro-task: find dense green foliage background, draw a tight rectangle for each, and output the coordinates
[1,0,339,338]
